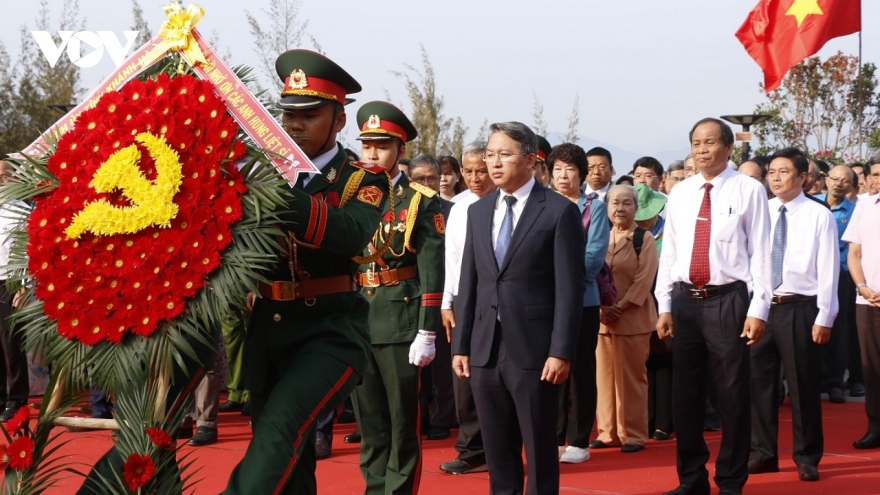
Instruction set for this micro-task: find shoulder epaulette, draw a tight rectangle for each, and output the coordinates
[349,161,385,175]
[409,181,437,198]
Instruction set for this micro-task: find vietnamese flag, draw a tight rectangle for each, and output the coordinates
[736,0,861,92]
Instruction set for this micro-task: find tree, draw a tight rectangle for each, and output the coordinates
[752,52,879,162]
[0,0,83,154]
[392,45,459,158]
[245,0,314,93]
[531,93,548,136]
[129,0,153,48]
[563,92,581,144]
[475,119,490,142]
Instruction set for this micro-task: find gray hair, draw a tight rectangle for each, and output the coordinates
[608,184,639,205]
[667,160,685,173]
[461,140,487,160]
[867,154,880,167]
[409,153,440,175]
[488,121,537,155]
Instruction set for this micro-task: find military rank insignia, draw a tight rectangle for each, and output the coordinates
[434,213,446,234]
[396,185,406,198]
[356,185,384,207]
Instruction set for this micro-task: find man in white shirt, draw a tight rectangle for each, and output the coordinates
[844,156,880,451]
[655,118,771,495]
[748,147,838,483]
[585,147,615,202]
[439,140,495,475]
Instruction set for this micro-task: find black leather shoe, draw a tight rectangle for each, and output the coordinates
[315,438,331,459]
[188,426,217,446]
[426,426,450,440]
[853,431,880,449]
[748,459,780,474]
[588,439,612,449]
[662,482,711,495]
[240,401,251,416]
[218,400,244,413]
[337,409,356,424]
[703,417,721,431]
[798,464,819,481]
[0,406,21,422]
[850,382,866,397]
[439,457,488,474]
[718,489,742,495]
[621,443,644,453]
[829,387,846,404]
[653,430,671,441]
[344,430,361,443]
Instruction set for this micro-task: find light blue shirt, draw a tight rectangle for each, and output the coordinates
[577,194,610,307]
[816,193,855,272]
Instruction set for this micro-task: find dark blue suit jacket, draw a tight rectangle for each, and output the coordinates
[452,183,586,369]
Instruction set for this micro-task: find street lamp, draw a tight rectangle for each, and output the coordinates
[720,114,771,163]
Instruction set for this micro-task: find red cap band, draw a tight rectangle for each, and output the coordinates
[282,72,346,103]
[360,117,408,142]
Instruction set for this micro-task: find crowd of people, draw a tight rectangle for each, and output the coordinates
[2,48,879,495]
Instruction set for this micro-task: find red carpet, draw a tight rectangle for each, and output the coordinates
[6,397,880,494]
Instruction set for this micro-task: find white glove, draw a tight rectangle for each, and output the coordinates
[408,330,436,367]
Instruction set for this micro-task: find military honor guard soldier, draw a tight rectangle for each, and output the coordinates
[748,147,839,482]
[351,101,446,495]
[222,50,391,495]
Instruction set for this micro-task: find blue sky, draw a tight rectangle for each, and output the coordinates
[3,0,876,166]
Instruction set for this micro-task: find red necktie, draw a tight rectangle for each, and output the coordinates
[689,183,713,289]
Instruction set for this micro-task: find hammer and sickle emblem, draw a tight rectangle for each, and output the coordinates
[65,132,183,239]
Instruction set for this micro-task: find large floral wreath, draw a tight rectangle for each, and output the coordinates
[26,73,247,344]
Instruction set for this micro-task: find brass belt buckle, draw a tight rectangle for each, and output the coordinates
[272,282,296,301]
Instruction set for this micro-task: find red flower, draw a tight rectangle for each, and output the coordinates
[6,436,34,471]
[145,427,174,449]
[0,443,6,470]
[5,406,31,434]
[122,453,155,491]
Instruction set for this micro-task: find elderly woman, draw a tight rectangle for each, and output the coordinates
[549,143,610,464]
[590,184,659,453]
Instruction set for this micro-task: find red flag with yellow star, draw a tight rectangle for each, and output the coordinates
[736,0,861,92]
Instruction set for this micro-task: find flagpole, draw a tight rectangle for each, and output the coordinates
[857,4,863,159]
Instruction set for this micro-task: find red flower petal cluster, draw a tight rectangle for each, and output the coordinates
[146,426,173,449]
[27,74,248,344]
[6,436,34,471]
[122,452,155,491]
[5,406,31,434]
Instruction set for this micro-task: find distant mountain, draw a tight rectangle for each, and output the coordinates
[545,132,690,178]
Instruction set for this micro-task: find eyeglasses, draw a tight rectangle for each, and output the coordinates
[633,173,658,181]
[411,175,439,185]
[483,152,528,164]
[667,176,684,183]
[826,176,852,185]
[587,164,610,173]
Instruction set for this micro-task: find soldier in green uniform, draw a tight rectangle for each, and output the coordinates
[223,50,391,495]
[535,134,552,187]
[352,101,445,494]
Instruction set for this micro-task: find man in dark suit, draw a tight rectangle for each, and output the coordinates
[452,121,586,495]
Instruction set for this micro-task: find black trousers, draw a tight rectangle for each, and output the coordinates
[452,298,484,462]
[557,306,599,448]
[671,282,751,491]
[750,299,823,467]
[822,270,854,388]
[420,325,456,428]
[647,350,674,435]
[856,305,880,433]
[0,283,29,409]
[471,323,559,495]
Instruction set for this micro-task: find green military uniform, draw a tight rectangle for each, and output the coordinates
[224,51,390,495]
[350,102,445,494]
[220,308,248,405]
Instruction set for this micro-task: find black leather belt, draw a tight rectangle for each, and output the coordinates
[679,281,746,299]
[771,294,817,305]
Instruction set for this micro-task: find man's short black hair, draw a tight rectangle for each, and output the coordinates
[744,155,770,179]
[814,159,830,175]
[689,118,735,147]
[770,147,809,175]
[632,156,664,177]
[585,146,613,167]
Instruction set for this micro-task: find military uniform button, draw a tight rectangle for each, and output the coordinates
[367,290,373,296]
[403,296,409,303]
[490,305,497,310]
[273,313,281,322]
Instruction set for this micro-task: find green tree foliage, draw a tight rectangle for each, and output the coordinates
[752,52,880,162]
[0,0,83,155]
[563,92,581,144]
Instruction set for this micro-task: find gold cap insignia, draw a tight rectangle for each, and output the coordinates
[289,69,308,90]
[367,115,381,130]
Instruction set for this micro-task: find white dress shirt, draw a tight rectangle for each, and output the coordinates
[451,189,473,203]
[842,193,880,305]
[586,181,612,203]
[655,166,772,321]
[441,192,480,309]
[769,193,840,327]
[492,177,536,250]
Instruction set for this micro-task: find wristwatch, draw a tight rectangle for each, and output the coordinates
[856,283,868,292]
